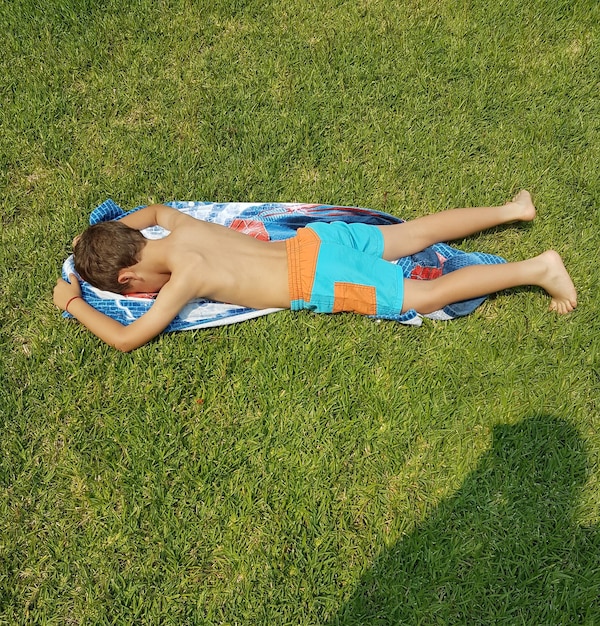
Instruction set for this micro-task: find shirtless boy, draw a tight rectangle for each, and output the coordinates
[53,191,577,352]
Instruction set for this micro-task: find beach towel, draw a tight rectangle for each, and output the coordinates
[61,200,506,330]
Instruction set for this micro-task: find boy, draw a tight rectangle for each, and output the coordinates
[53,191,577,352]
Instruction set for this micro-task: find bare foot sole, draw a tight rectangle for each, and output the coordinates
[538,250,577,314]
[505,190,536,223]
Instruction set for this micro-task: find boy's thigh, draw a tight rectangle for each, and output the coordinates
[377,221,430,260]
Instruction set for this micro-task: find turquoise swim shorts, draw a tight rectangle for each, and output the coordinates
[286,221,405,319]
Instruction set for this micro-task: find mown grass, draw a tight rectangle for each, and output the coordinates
[1,0,599,623]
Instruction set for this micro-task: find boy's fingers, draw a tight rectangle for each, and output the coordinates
[68,274,82,294]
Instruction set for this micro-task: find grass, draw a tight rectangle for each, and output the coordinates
[1,0,599,623]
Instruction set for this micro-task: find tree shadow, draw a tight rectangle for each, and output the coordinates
[330,416,600,625]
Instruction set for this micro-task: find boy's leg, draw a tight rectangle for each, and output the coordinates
[378,190,536,260]
[402,250,577,315]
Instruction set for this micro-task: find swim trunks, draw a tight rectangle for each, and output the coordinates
[286,221,405,319]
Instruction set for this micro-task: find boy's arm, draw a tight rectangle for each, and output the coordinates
[71,205,188,247]
[119,204,187,232]
[54,274,193,352]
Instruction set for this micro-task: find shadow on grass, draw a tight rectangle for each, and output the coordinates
[330,416,600,624]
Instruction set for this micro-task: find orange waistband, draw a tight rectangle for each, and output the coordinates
[286,227,321,304]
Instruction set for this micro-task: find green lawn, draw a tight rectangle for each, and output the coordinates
[1,0,599,623]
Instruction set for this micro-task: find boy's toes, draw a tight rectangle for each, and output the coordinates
[550,299,576,315]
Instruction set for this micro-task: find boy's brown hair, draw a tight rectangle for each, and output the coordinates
[73,221,147,293]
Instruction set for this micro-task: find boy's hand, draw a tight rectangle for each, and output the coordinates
[53,274,82,311]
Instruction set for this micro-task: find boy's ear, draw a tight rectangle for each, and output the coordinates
[117,269,136,285]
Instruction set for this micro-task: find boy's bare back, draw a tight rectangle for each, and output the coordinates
[135,207,290,309]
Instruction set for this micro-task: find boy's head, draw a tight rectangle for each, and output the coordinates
[73,221,147,293]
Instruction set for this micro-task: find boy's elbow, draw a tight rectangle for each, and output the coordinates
[103,311,168,352]
[112,327,158,352]
[114,341,135,353]
[112,335,143,352]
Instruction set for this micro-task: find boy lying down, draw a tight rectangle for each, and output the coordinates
[53,191,577,352]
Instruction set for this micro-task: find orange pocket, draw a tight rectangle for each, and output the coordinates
[333,282,377,315]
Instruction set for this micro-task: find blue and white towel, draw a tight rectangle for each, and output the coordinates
[61,200,506,330]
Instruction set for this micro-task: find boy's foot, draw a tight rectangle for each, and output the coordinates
[537,250,577,314]
[505,190,536,223]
